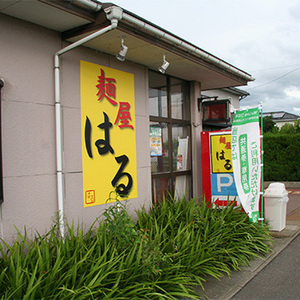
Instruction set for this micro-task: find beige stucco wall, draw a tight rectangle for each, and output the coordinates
[0,14,152,242]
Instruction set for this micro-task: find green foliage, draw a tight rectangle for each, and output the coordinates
[263,118,300,181]
[279,123,296,134]
[264,133,300,181]
[264,118,300,135]
[263,116,277,133]
[137,197,272,278]
[0,197,273,299]
[294,120,300,133]
[103,192,138,252]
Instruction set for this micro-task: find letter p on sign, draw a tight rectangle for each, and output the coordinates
[217,174,233,192]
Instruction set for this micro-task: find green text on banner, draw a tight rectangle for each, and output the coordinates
[231,108,261,222]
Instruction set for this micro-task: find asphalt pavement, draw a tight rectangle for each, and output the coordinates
[196,184,300,300]
[231,233,300,300]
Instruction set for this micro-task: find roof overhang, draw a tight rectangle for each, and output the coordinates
[1,0,254,90]
[220,87,250,97]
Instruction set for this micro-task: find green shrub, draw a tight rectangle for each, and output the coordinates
[264,133,300,181]
[0,197,273,299]
[137,197,272,281]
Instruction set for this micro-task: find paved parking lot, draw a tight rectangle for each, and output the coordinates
[287,189,300,220]
[263,185,300,218]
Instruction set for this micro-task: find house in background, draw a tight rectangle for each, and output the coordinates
[0,0,254,242]
[263,111,300,129]
[200,87,250,131]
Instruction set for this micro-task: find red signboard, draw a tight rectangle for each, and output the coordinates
[201,130,239,208]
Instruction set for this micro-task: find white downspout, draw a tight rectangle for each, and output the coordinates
[54,5,122,238]
[72,0,102,11]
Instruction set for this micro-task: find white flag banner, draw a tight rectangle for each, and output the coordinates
[231,108,261,222]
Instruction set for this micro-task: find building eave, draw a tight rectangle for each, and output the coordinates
[1,0,254,89]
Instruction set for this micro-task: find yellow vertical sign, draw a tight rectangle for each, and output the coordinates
[80,61,137,206]
[210,134,232,173]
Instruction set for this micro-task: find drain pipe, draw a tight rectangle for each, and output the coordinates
[71,0,102,11]
[120,10,254,82]
[54,5,122,238]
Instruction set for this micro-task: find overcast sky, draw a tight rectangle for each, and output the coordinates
[110,0,300,115]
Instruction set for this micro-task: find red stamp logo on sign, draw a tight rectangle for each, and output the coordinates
[85,190,96,204]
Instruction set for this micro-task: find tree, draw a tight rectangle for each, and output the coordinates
[279,123,296,134]
[294,119,300,133]
[263,116,277,133]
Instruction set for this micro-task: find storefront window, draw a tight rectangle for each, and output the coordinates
[173,175,192,201]
[150,122,169,173]
[171,78,190,120]
[152,177,171,205]
[172,125,191,171]
[149,71,191,203]
[149,72,167,118]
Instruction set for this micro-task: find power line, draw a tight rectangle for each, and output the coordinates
[246,67,300,91]
[249,63,300,73]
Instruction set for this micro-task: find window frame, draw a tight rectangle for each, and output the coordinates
[149,71,192,202]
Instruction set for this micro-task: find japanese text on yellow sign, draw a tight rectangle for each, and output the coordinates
[80,61,137,207]
[210,134,232,173]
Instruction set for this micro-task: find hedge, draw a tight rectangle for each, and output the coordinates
[264,133,300,181]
